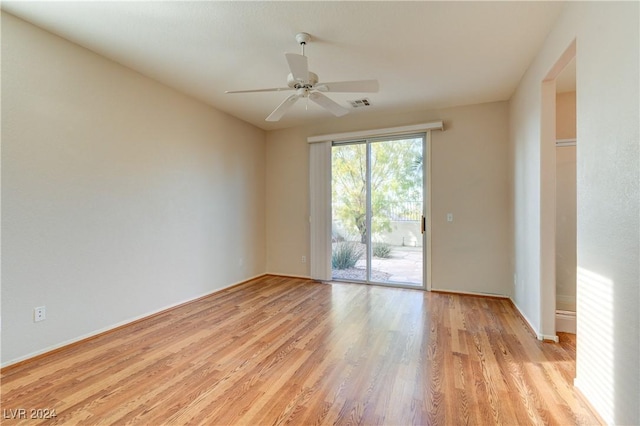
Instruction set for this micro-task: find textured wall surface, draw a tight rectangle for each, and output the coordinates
[266,102,512,296]
[2,13,266,365]
[509,3,639,423]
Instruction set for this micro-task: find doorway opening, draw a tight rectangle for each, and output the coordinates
[555,57,577,333]
[540,39,576,340]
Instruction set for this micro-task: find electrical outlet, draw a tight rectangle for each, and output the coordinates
[34,306,46,322]
[301,256,306,263]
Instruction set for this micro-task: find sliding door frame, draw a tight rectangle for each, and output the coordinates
[331,133,430,290]
[424,130,432,291]
[308,121,442,292]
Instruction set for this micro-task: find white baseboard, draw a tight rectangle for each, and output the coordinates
[510,298,542,339]
[556,294,576,311]
[556,309,576,334]
[1,273,267,368]
[510,298,559,342]
[541,334,560,342]
[431,288,509,298]
[430,292,558,342]
[266,272,313,280]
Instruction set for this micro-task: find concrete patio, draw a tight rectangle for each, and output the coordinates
[332,246,423,286]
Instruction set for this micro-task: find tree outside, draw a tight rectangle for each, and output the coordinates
[331,138,423,245]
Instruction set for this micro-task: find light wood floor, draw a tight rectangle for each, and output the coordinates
[2,275,600,425]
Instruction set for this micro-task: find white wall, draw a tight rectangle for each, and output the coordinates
[266,101,512,296]
[555,92,576,311]
[556,91,576,140]
[1,13,266,365]
[509,3,639,424]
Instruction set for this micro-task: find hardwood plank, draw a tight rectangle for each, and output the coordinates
[1,276,601,425]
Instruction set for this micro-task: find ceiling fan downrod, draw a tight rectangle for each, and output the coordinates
[295,32,311,56]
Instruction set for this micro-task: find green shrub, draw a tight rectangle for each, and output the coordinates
[332,242,363,269]
[373,243,392,258]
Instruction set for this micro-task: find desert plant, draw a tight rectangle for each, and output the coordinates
[373,242,392,258]
[332,242,363,269]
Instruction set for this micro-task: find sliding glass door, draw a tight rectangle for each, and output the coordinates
[331,134,426,288]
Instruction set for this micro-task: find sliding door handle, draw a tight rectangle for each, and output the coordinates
[421,215,426,234]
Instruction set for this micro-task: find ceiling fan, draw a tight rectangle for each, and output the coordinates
[225,32,379,122]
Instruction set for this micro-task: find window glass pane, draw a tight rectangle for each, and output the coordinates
[370,137,423,286]
[331,143,367,281]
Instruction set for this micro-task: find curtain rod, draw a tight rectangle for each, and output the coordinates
[307,121,444,144]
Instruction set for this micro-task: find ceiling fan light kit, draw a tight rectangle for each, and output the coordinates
[225,32,379,122]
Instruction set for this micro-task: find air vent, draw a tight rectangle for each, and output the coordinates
[349,98,372,108]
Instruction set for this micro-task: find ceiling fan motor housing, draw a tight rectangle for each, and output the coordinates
[288,71,318,89]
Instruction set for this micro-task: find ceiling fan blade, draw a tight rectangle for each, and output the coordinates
[266,93,300,122]
[285,53,309,83]
[225,87,292,94]
[315,79,379,93]
[309,92,349,117]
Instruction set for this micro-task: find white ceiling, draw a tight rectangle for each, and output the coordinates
[2,1,565,131]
